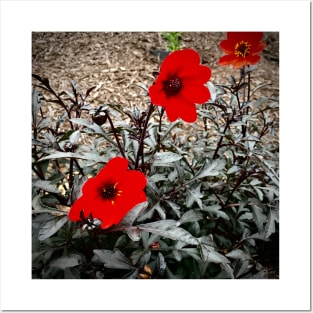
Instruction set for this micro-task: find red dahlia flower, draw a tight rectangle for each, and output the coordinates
[149,48,211,123]
[218,32,266,68]
[68,157,147,229]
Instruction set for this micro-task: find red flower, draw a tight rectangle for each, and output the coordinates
[218,32,266,68]
[68,157,147,229]
[149,49,211,123]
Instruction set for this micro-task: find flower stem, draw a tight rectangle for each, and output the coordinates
[106,111,126,158]
[135,102,154,170]
[213,118,232,160]
[157,107,165,151]
[242,66,251,137]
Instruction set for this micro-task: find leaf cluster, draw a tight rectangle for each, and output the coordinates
[32,63,279,279]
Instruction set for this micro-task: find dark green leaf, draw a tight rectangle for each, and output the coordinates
[192,159,226,181]
[226,249,251,260]
[186,184,203,209]
[49,254,81,270]
[119,201,149,226]
[203,204,229,220]
[70,118,117,146]
[38,215,68,241]
[93,249,135,270]
[33,179,59,194]
[153,152,182,165]
[265,208,279,239]
[137,220,198,245]
[199,244,230,263]
[177,209,203,226]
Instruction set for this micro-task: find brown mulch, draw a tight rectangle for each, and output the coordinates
[32,32,279,109]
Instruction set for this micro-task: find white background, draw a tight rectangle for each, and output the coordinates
[0,0,311,311]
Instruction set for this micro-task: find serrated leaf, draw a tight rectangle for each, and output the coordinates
[137,220,198,245]
[33,179,60,194]
[119,201,149,226]
[251,205,266,233]
[165,200,181,218]
[186,184,203,209]
[177,209,203,226]
[49,254,81,270]
[93,249,135,270]
[202,204,229,220]
[265,209,279,239]
[192,159,226,181]
[153,152,182,164]
[38,151,106,163]
[226,249,251,260]
[38,215,68,241]
[70,118,117,146]
[199,245,230,263]
[239,212,253,220]
[227,165,241,174]
[32,194,67,215]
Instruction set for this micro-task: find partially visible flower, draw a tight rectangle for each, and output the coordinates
[149,49,211,123]
[68,157,147,229]
[218,32,266,68]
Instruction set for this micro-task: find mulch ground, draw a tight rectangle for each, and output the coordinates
[32,32,279,109]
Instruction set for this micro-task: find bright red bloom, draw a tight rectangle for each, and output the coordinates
[149,49,211,123]
[218,32,266,68]
[68,157,147,229]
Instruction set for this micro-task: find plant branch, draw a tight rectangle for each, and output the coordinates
[135,102,154,170]
[106,111,126,158]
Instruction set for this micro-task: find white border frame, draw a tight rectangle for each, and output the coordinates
[0,0,311,311]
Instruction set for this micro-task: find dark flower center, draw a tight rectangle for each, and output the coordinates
[102,182,122,204]
[234,40,251,58]
[163,76,183,96]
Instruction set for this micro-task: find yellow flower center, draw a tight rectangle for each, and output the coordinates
[102,182,122,205]
[234,40,251,58]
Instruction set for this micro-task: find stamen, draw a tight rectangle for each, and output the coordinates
[102,182,122,202]
[234,40,251,58]
[164,76,183,96]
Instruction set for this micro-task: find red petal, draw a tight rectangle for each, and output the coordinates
[220,39,235,54]
[149,82,168,106]
[250,41,266,54]
[179,64,211,84]
[119,170,147,191]
[245,54,261,65]
[218,54,237,66]
[181,84,211,104]
[164,95,198,123]
[68,196,92,221]
[97,157,128,181]
[160,49,200,75]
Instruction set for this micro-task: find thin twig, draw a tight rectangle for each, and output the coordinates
[135,103,154,170]
[106,111,126,158]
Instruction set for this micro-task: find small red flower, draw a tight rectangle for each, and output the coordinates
[68,157,147,229]
[218,32,266,68]
[149,49,211,123]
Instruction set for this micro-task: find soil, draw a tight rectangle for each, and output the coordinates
[32,32,279,109]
